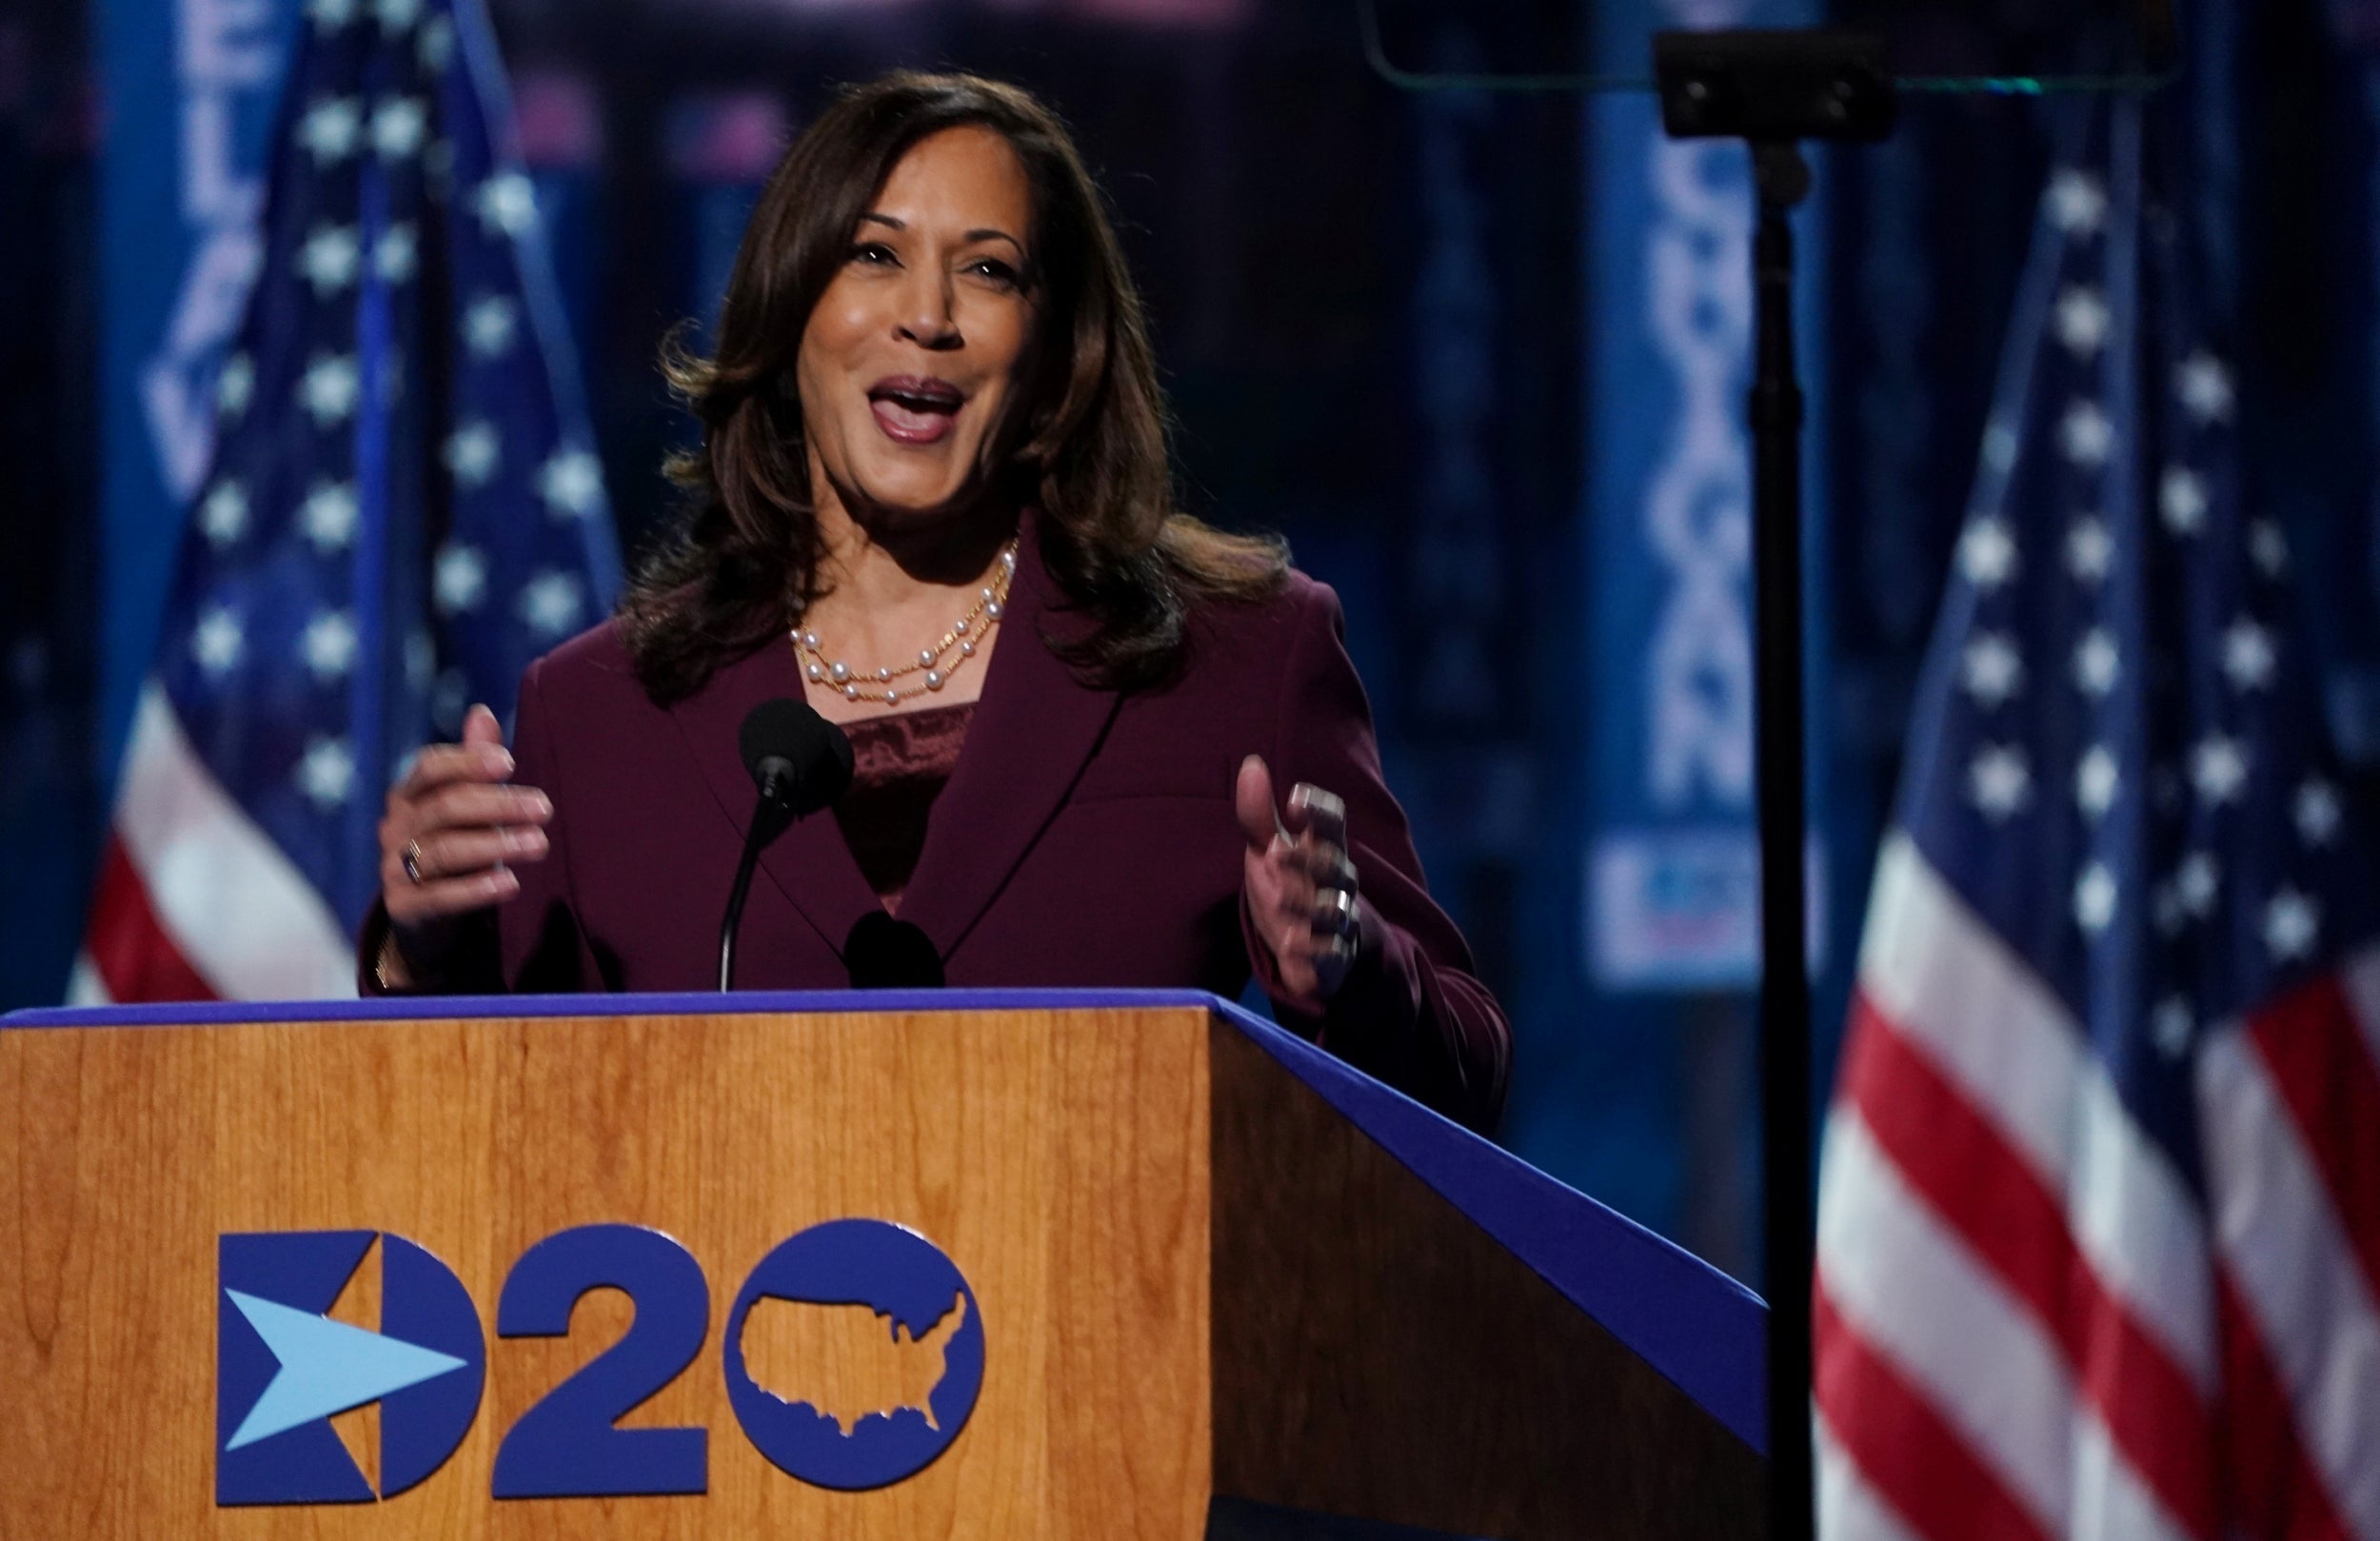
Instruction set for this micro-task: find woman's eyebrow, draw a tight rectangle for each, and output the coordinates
[858,211,903,230]
[965,228,1026,255]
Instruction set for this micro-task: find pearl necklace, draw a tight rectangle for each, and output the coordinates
[792,542,1018,706]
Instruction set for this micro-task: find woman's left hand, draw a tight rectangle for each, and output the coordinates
[1237,755,1363,1006]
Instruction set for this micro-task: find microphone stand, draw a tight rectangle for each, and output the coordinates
[718,764,795,993]
[1651,32,1894,1541]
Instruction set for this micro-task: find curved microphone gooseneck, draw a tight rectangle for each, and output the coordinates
[719,699,853,992]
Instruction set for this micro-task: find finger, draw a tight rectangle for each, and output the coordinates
[1300,840,1358,895]
[412,780,552,835]
[1310,886,1360,945]
[396,739,515,800]
[386,865,520,925]
[1235,755,1279,850]
[461,702,504,750]
[397,826,550,884]
[1287,782,1346,853]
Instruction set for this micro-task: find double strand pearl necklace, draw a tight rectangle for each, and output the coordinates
[792,541,1018,706]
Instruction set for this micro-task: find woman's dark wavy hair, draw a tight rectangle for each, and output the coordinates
[622,70,1287,704]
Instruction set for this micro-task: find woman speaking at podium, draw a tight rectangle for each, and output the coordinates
[361,73,1510,1134]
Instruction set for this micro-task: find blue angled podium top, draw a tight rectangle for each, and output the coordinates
[5,986,1767,1452]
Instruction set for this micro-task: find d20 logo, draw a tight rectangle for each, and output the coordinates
[723,1219,985,1491]
[217,1231,485,1506]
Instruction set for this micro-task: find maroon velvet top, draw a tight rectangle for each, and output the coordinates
[359,523,1512,1135]
[833,701,975,914]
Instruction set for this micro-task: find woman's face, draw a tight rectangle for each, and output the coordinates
[797,125,1038,531]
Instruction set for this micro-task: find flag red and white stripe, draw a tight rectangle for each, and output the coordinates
[1816,836,2380,1541]
[70,683,354,1004]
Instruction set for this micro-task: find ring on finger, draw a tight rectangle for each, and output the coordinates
[401,839,427,885]
[1315,886,1360,940]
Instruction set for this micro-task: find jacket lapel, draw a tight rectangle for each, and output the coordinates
[898,527,1121,956]
[668,637,884,958]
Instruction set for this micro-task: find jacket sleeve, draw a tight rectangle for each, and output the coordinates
[355,654,597,995]
[1240,581,1514,1135]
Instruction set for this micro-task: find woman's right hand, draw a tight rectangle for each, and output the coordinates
[376,702,552,984]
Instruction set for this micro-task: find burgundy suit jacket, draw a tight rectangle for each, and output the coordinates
[368,535,1510,1133]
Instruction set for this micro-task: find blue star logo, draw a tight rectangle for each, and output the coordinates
[217,1231,485,1506]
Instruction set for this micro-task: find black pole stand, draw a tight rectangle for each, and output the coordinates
[1652,31,1894,1541]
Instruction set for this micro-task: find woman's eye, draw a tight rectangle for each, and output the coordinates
[849,242,898,266]
[967,257,1022,288]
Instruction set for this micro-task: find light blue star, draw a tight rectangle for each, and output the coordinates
[223,1290,467,1450]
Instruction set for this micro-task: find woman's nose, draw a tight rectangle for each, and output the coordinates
[894,270,961,350]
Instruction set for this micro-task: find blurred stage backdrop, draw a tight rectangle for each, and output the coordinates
[4,0,2379,1278]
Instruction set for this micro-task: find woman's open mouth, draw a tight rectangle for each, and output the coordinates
[867,375,965,445]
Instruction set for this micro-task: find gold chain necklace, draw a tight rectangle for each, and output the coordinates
[791,541,1018,706]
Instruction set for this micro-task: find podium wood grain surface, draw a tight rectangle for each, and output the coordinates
[2,1004,1213,1539]
[3,997,1764,1539]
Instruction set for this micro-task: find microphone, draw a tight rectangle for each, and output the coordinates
[843,912,945,989]
[719,699,853,991]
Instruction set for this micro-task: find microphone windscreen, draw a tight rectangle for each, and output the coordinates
[738,699,854,816]
[843,912,945,989]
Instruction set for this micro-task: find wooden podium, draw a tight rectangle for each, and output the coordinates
[0,989,1764,1539]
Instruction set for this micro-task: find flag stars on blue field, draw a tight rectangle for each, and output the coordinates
[472,172,537,239]
[1970,744,2033,821]
[298,96,363,164]
[2074,862,2118,934]
[2250,521,2288,577]
[2222,619,2276,692]
[1959,516,2017,588]
[2076,745,2120,820]
[444,422,500,488]
[117,0,623,950]
[200,482,250,547]
[2192,734,2251,806]
[434,544,487,613]
[2045,168,2108,236]
[193,607,246,677]
[301,482,360,553]
[1980,418,2019,477]
[217,354,255,420]
[375,224,418,286]
[2066,516,2113,583]
[2265,889,2320,962]
[2176,351,2234,425]
[417,13,454,69]
[2296,780,2343,846]
[2160,467,2210,537]
[537,449,604,520]
[463,294,518,357]
[300,225,361,296]
[296,738,356,811]
[299,353,361,426]
[2175,851,2221,919]
[2059,399,2114,466]
[404,630,435,692]
[1960,632,2024,709]
[2073,628,2120,697]
[2054,286,2111,357]
[517,571,584,638]
[300,611,359,682]
[372,97,427,160]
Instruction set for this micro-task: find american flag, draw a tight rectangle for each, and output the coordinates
[1815,99,2380,1541]
[72,0,619,1003]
